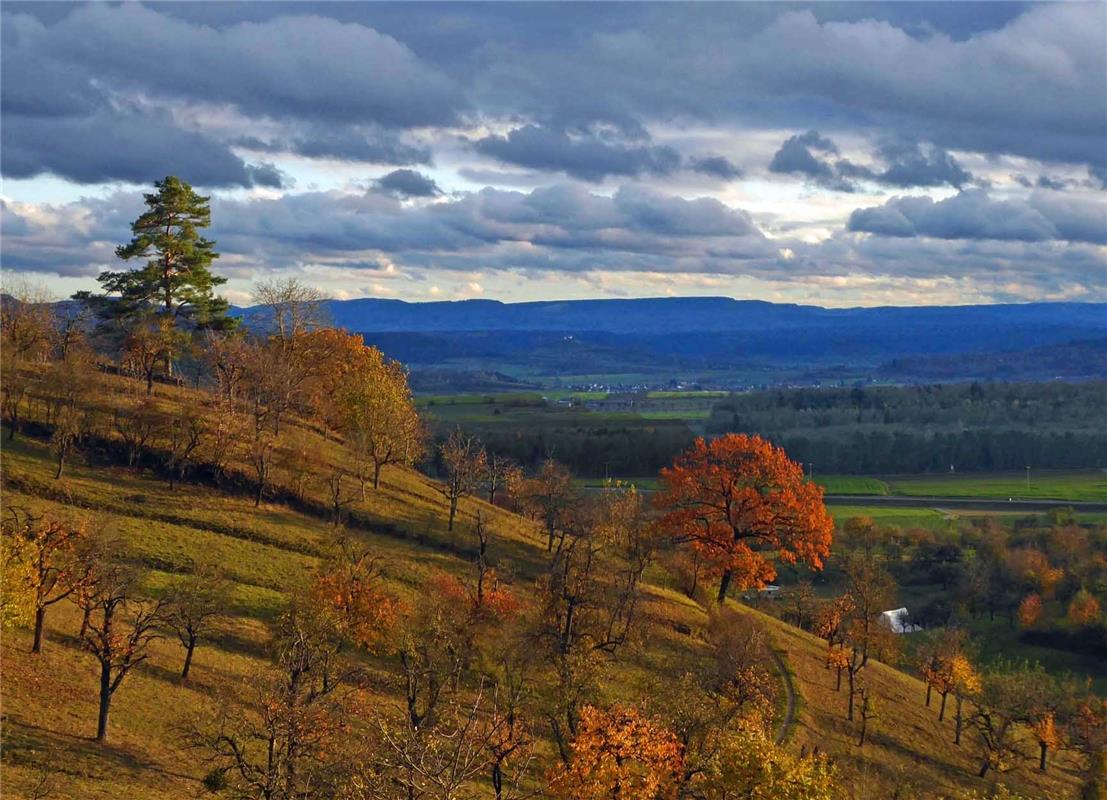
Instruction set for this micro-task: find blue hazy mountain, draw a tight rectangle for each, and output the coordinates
[231,297,1107,384]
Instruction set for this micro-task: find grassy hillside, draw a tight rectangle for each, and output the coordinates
[0,373,1090,799]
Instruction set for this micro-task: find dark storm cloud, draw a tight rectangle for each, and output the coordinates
[768,130,855,191]
[474,126,681,182]
[770,132,973,191]
[0,108,286,189]
[688,155,744,181]
[240,127,432,166]
[373,169,442,199]
[4,2,1105,186]
[869,140,972,189]
[848,190,1107,245]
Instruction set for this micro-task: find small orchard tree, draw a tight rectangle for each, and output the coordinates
[165,564,228,680]
[655,434,833,604]
[1,509,88,653]
[439,428,487,532]
[520,458,577,552]
[554,705,683,800]
[78,556,166,742]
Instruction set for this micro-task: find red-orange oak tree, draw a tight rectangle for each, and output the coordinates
[655,434,833,604]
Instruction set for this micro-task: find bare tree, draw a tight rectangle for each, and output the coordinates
[165,564,228,680]
[252,278,328,341]
[439,429,487,533]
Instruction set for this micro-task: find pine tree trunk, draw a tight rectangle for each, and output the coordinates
[32,606,46,653]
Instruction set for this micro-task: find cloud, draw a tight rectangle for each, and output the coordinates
[0,107,285,188]
[868,140,972,189]
[0,4,458,185]
[688,155,743,180]
[848,189,1107,244]
[769,131,973,191]
[6,185,1103,302]
[2,5,463,128]
[474,125,681,182]
[373,169,442,198]
[768,130,855,192]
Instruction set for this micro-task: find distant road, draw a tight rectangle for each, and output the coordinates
[823,495,1107,512]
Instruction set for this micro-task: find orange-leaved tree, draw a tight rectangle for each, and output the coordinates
[655,434,833,604]
[554,705,683,800]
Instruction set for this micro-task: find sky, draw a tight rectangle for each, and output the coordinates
[2,1,1105,308]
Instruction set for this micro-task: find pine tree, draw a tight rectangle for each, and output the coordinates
[102,176,233,327]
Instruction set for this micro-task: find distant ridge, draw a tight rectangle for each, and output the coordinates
[231,296,1107,336]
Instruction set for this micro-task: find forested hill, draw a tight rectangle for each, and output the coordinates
[233,297,1107,337]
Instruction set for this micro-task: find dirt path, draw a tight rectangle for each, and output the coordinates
[768,645,797,745]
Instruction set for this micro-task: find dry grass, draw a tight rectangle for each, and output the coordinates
[0,372,1090,799]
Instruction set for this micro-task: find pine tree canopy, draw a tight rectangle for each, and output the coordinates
[93,176,234,329]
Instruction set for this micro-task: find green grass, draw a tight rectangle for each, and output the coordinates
[815,476,891,495]
[829,505,951,530]
[887,470,1107,501]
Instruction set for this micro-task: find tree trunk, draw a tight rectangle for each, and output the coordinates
[847,673,856,721]
[255,481,264,508]
[448,497,458,531]
[32,606,46,653]
[939,692,948,722]
[373,463,382,489]
[80,605,91,639]
[716,570,734,605]
[492,762,503,800]
[978,759,990,779]
[858,718,867,747]
[55,450,65,479]
[182,635,196,680]
[96,663,112,742]
[954,697,964,745]
[925,683,932,707]
[835,666,842,691]
[1039,742,1048,772]
[146,370,154,395]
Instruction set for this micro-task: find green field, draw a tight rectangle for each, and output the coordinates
[814,476,891,495]
[815,469,1106,501]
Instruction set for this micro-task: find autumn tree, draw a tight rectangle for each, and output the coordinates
[554,705,683,800]
[484,453,523,506]
[165,563,228,680]
[969,662,1037,780]
[439,429,487,532]
[196,609,349,798]
[521,459,577,552]
[950,653,982,746]
[339,348,424,493]
[857,688,877,747]
[308,538,398,652]
[162,406,208,489]
[841,552,897,665]
[1,281,55,440]
[1068,589,1102,627]
[1,508,88,653]
[78,555,167,742]
[655,434,833,604]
